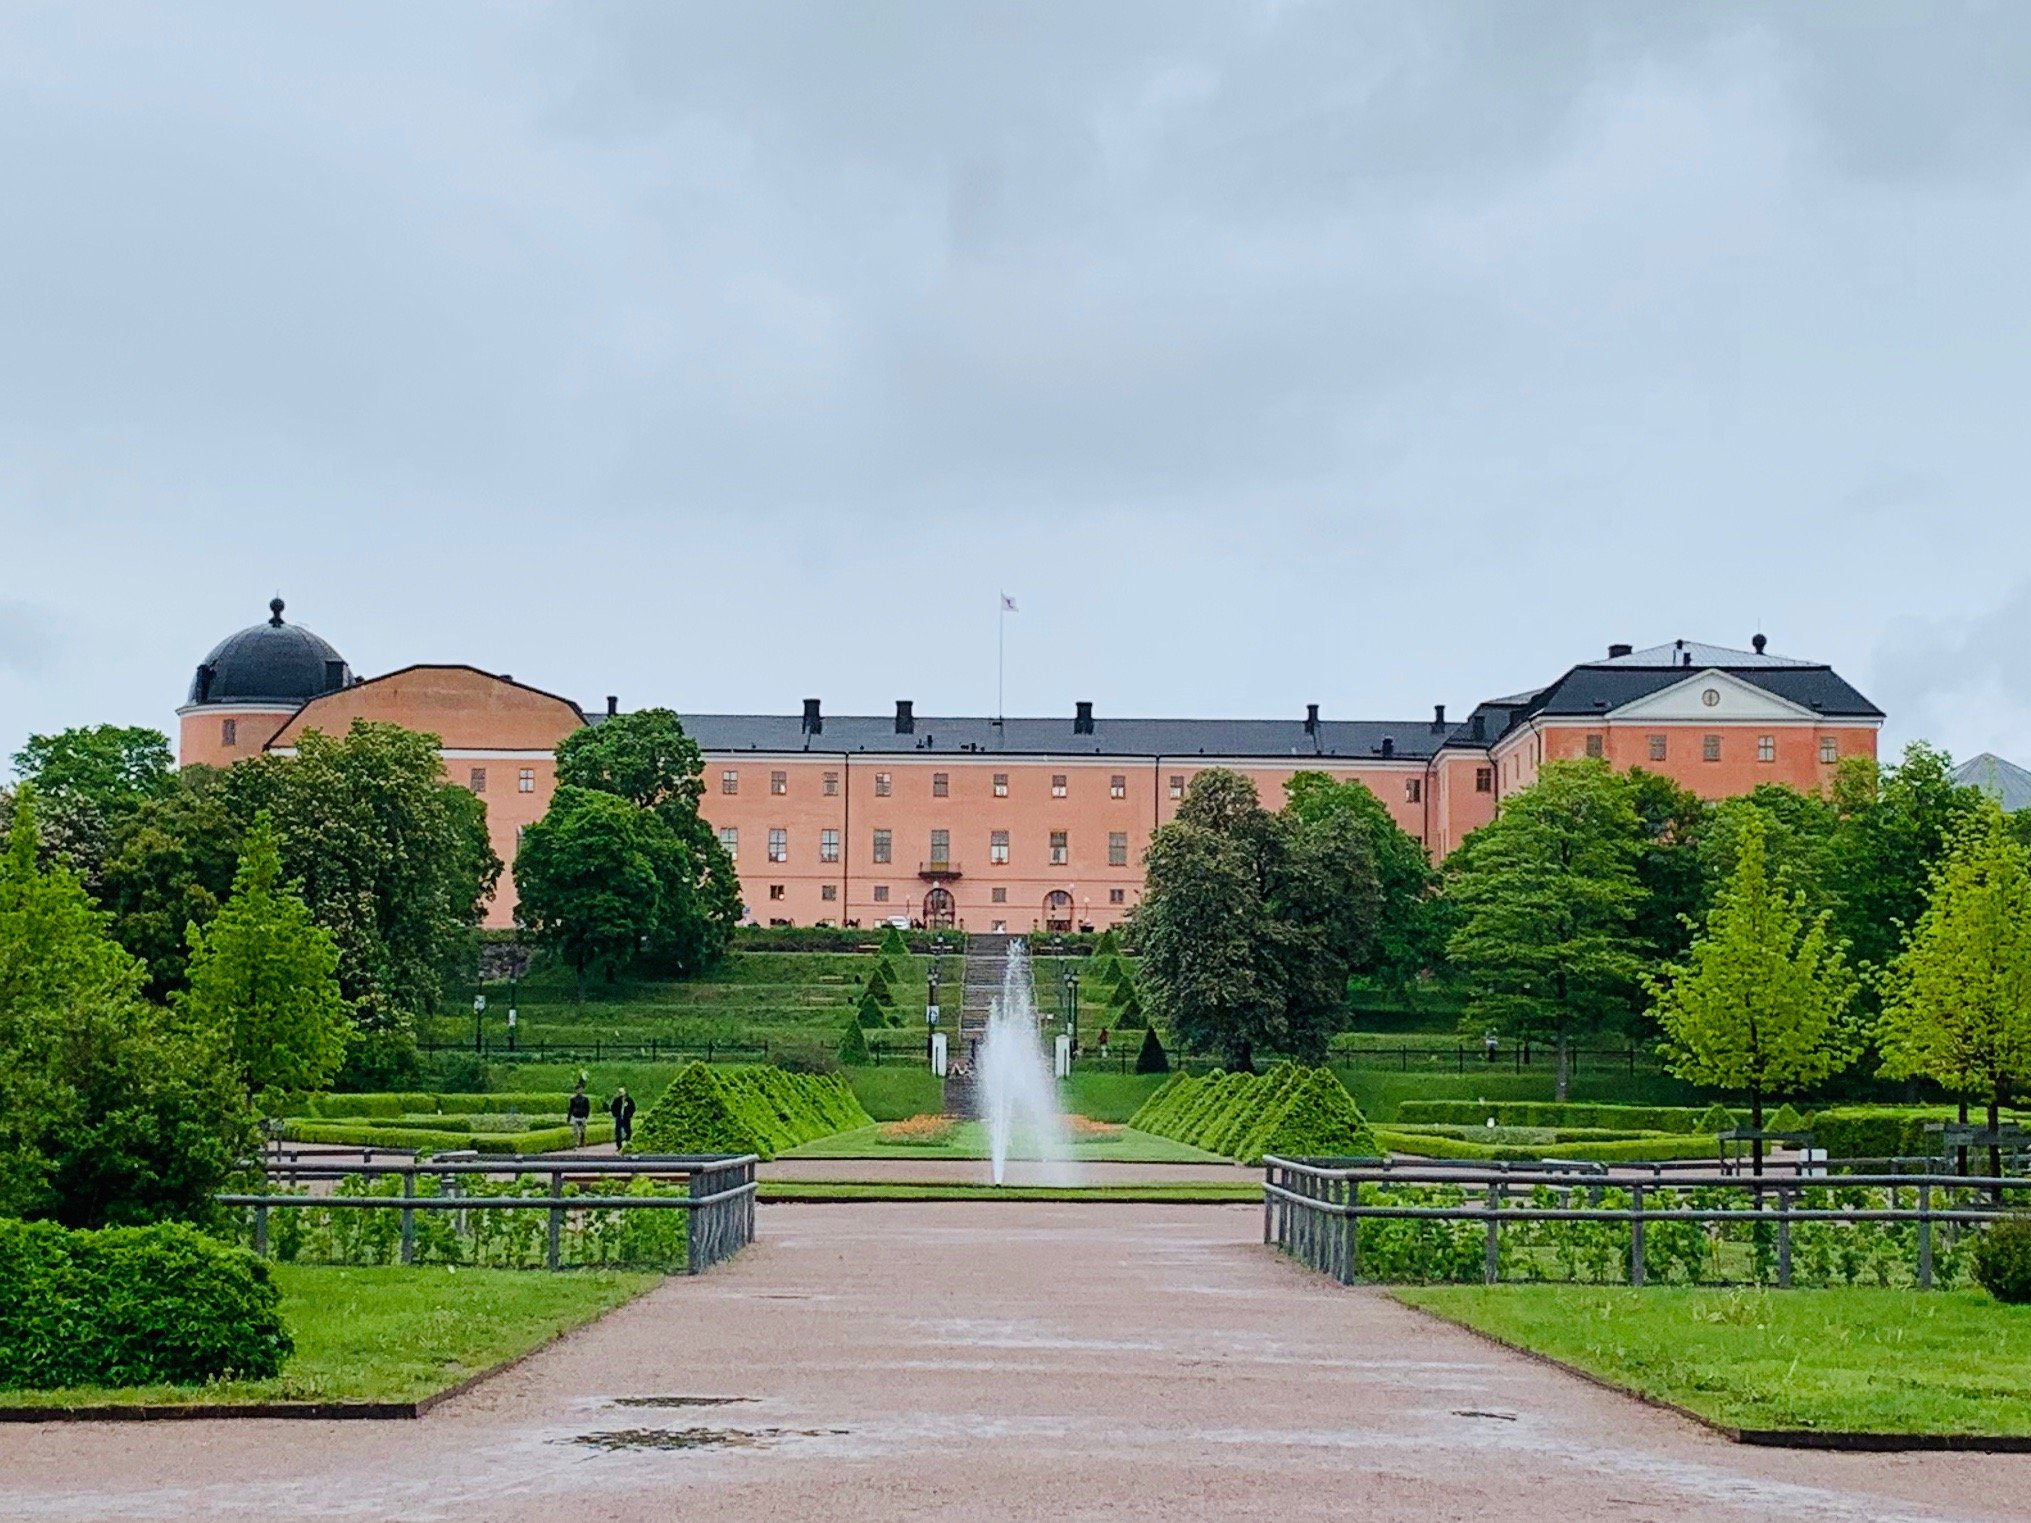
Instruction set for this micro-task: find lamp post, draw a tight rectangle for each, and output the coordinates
[472,989,487,1055]
[1063,966,1079,1059]
[926,960,941,1065]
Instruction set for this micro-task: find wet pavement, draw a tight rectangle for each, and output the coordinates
[4,1203,2028,1522]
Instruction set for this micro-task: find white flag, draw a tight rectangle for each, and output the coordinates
[1001,593,1019,612]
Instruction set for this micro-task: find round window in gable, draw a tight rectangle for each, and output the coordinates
[1701,688,1721,707]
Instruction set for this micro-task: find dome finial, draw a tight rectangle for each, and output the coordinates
[268,596,285,627]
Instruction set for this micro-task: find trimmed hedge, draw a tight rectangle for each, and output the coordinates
[0,1220,291,1390]
[1801,1107,1977,1160]
[1371,1127,1718,1163]
[633,1062,872,1160]
[279,1121,579,1155]
[301,1091,576,1119]
[1130,1064,1376,1163]
[1393,1101,1730,1134]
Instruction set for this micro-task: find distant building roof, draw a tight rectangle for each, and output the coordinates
[1600,638,1814,669]
[1955,753,2031,813]
[186,598,352,707]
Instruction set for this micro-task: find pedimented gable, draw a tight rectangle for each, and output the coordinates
[1606,669,1821,724]
[269,665,586,751]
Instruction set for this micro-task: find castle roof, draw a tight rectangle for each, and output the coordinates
[186,598,352,707]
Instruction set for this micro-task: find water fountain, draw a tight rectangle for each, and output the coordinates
[977,938,1076,1186]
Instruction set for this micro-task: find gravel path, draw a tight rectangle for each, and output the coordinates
[4,1203,2027,1522]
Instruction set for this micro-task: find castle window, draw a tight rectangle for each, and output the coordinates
[1820,737,1838,764]
[873,884,889,903]
[1703,735,1722,762]
[991,887,1007,904]
[932,772,949,798]
[1108,831,1128,866]
[820,828,840,863]
[874,771,892,796]
[1169,774,1185,800]
[518,768,535,792]
[821,883,837,902]
[721,769,739,794]
[930,829,951,865]
[1051,774,1067,798]
[1109,888,1126,904]
[768,884,785,901]
[221,717,238,746]
[823,771,839,796]
[469,767,487,793]
[719,827,737,860]
[1475,766,1493,793]
[771,770,787,795]
[1050,831,1068,866]
[1648,735,1667,762]
[993,773,1008,797]
[1110,774,1126,799]
[1584,734,1603,759]
[873,829,892,864]
[1758,735,1776,763]
[768,828,788,863]
[1404,778,1422,804]
[991,830,1009,864]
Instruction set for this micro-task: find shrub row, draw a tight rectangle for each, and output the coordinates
[1130,1064,1377,1163]
[1370,1127,1719,1163]
[0,1220,291,1391]
[1393,1101,1738,1134]
[278,1122,580,1155]
[633,1063,872,1160]
[300,1091,577,1119]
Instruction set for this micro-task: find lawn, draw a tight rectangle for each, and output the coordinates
[1395,1285,2031,1436]
[780,1120,1226,1164]
[760,1180,1257,1202]
[0,1264,658,1411]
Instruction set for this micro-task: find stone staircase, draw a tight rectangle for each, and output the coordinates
[941,933,1010,1117]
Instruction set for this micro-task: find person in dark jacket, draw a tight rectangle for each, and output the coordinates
[609,1087,635,1151]
[567,1082,592,1147]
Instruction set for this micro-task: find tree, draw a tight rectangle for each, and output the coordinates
[95,765,244,999]
[0,791,251,1227]
[1624,769,1709,969]
[554,708,738,974]
[1444,761,1647,1100]
[1134,770,1382,1070]
[837,1011,872,1065]
[514,787,667,992]
[175,814,348,1100]
[1648,815,1861,1175]
[1284,771,1438,991]
[1879,804,2031,1187]
[5,726,177,893]
[1699,784,1838,921]
[1134,1025,1170,1074]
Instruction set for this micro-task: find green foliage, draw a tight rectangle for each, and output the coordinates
[1091,928,1121,957]
[1695,1101,1742,1133]
[879,925,910,957]
[1799,1105,1998,1160]
[513,787,667,983]
[1444,761,1648,1097]
[0,1219,289,1389]
[1133,1062,1374,1162]
[1973,1218,2031,1304]
[1649,814,1861,1131]
[554,708,738,975]
[1284,769,1440,990]
[1134,1025,1169,1074]
[1394,1101,1729,1134]
[631,1061,871,1159]
[1370,1128,1716,1163]
[279,1121,580,1154]
[0,793,253,1227]
[1109,981,1147,1029]
[854,989,889,1030]
[1765,1102,1808,1134]
[838,1013,872,1064]
[175,814,348,1099]
[1135,770,1384,1069]
[95,766,243,999]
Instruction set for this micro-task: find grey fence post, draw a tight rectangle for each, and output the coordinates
[547,1170,563,1272]
[1918,1182,1933,1289]
[254,1201,268,1258]
[1484,1180,1503,1286]
[1776,1187,1792,1289]
[400,1171,416,1266]
[687,1166,708,1275]
[1629,1184,1645,1287]
[1264,1163,1275,1245]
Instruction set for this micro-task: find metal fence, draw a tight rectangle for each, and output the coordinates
[222,1153,757,1275]
[1264,1157,2028,1291]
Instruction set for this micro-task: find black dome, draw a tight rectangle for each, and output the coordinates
[187,598,352,706]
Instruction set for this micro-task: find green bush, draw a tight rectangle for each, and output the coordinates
[1765,1103,1808,1135]
[0,1219,290,1390]
[1395,1101,1724,1134]
[303,1092,440,1119]
[279,1121,579,1155]
[1132,1063,1374,1163]
[632,1061,872,1159]
[1973,1217,2031,1304]
[879,925,910,958]
[1802,1107,1997,1161]
[1695,1102,1741,1134]
[1109,983,1146,1029]
[1134,1027,1169,1074]
[854,990,888,1031]
[838,1014,872,1066]
[1371,1127,1717,1163]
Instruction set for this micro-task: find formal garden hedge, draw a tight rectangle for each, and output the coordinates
[277,1122,580,1155]
[296,1092,577,1119]
[1393,1101,1737,1134]
[1371,1127,1720,1163]
[633,1062,871,1160]
[1129,1064,1376,1163]
[0,1220,291,1390]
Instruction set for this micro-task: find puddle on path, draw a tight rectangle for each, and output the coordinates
[567,1426,847,1453]
[1452,1409,1518,1422]
[608,1396,754,1410]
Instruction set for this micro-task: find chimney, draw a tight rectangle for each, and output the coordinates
[1752,633,1768,655]
[1380,736,1395,759]
[1608,643,1632,659]
[894,699,914,734]
[1471,713,1486,742]
[1304,703,1319,736]
[1074,700,1094,735]
[606,695,618,717]
[1683,651,1692,667]
[801,697,822,735]
[1431,703,1446,732]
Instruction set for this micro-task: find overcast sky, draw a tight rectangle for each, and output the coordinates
[5,2,2030,771]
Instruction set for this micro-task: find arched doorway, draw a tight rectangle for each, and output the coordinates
[1042,890,1073,933]
[924,886,956,929]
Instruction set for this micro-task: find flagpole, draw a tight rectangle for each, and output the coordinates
[997,596,1005,724]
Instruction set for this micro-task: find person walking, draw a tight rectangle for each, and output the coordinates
[567,1082,591,1147]
[609,1086,635,1152]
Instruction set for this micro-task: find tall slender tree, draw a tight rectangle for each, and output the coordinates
[1648,815,1861,1174]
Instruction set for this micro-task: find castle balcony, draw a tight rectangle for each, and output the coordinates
[918,860,963,880]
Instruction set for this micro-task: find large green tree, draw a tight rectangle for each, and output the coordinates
[549,708,738,973]
[514,786,669,990]
[1133,770,1382,1069]
[176,814,349,1100]
[4,725,177,892]
[0,792,251,1227]
[95,765,244,998]
[1624,769,1709,968]
[1648,814,1861,1174]
[1444,760,1647,1099]
[1879,804,2031,1185]
[1284,770,1437,991]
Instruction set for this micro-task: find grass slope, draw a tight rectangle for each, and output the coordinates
[1395,1285,2031,1436]
[0,1264,656,1410]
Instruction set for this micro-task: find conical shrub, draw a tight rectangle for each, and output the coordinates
[1134,1026,1170,1074]
[837,1014,872,1066]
